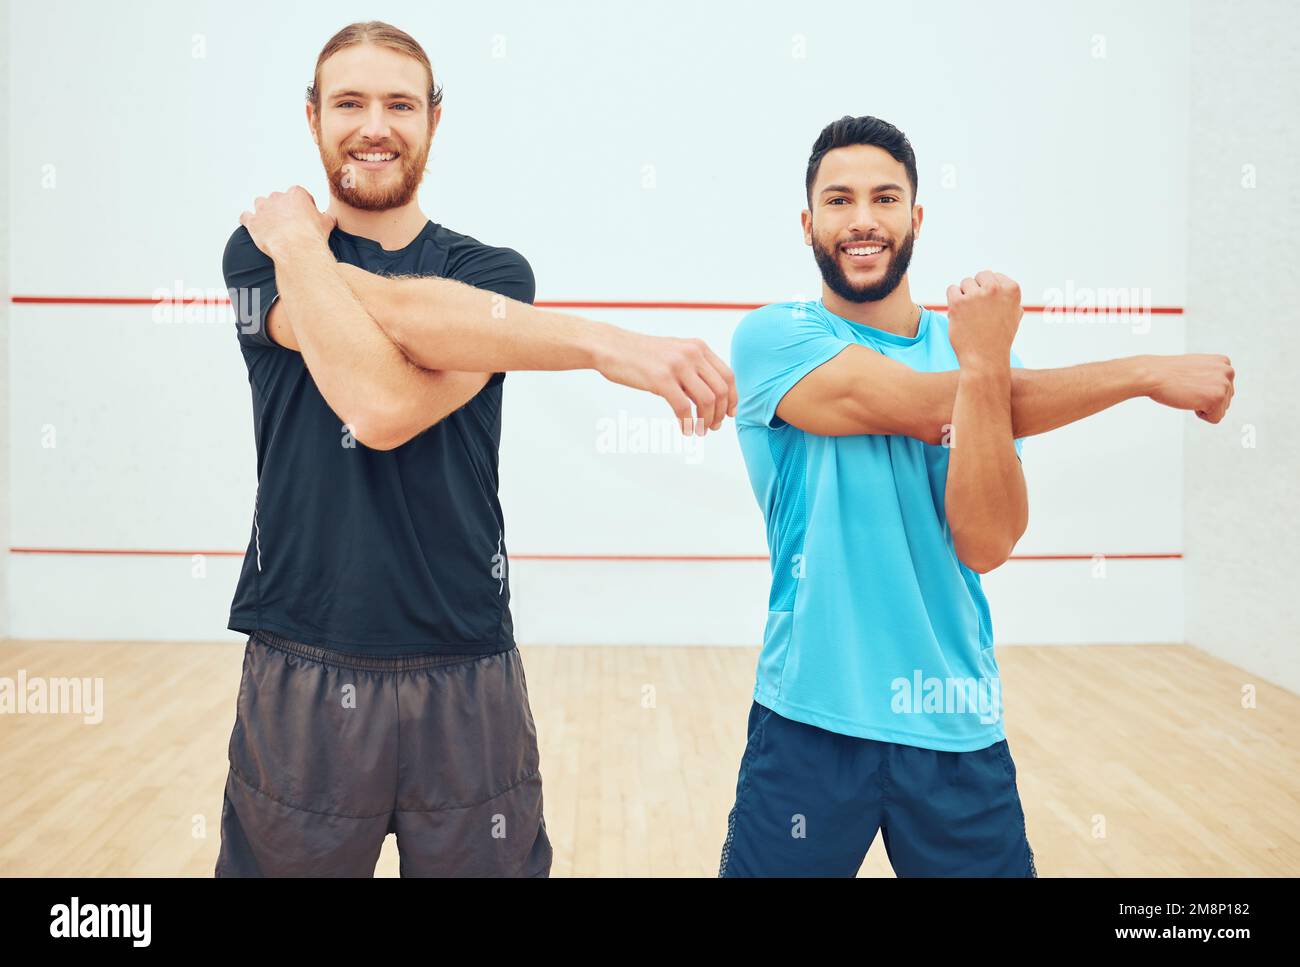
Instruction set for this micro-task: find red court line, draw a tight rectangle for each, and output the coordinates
[10,295,1185,314]
[8,547,1182,562]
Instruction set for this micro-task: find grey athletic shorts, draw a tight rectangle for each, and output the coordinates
[215,630,552,877]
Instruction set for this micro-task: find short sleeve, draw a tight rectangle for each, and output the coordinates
[446,245,534,386]
[222,225,281,350]
[447,245,535,306]
[1010,347,1026,460]
[730,303,852,429]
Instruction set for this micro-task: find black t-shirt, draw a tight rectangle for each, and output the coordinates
[221,220,534,656]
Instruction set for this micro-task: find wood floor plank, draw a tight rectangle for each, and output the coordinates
[1,640,1295,876]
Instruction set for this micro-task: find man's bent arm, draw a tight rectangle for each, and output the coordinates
[269,238,485,449]
[944,362,1029,572]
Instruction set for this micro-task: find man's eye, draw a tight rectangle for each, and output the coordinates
[336,102,412,110]
[879,196,898,204]
[828,197,847,205]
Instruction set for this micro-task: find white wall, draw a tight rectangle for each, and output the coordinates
[1184,0,1300,692]
[1,0,10,639]
[7,0,1202,646]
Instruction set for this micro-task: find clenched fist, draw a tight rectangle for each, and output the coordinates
[1146,354,1236,423]
[239,186,337,260]
[947,270,1023,369]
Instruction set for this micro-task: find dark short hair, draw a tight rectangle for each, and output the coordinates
[805,115,918,208]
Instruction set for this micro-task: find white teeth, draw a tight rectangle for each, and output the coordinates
[351,152,397,162]
[845,245,884,256]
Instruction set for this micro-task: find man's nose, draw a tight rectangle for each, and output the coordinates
[358,104,392,140]
[847,204,883,236]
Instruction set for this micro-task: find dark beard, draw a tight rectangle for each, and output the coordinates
[813,227,915,303]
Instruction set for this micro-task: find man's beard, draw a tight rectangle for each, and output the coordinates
[812,226,915,303]
[317,125,431,212]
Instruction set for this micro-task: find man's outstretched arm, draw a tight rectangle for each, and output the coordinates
[241,186,737,444]
[775,334,1235,442]
[336,263,737,434]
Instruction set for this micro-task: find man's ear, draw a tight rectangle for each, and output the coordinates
[801,209,813,246]
[912,203,924,241]
[426,102,443,147]
[306,103,319,146]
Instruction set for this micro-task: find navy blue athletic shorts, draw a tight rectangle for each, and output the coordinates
[719,700,1037,877]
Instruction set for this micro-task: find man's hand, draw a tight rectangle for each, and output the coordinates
[239,186,336,261]
[947,270,1023,368]
[591,328,738,435]
[1145,353,1236,423]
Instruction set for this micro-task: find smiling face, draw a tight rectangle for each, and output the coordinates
[803,144,923,303]
[308,43,439,212]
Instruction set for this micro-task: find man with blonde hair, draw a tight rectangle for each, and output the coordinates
[217,21,735,877]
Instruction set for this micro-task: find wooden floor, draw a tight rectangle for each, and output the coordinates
[1,640,1296,876]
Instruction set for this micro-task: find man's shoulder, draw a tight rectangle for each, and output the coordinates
[430,223,535,303]
[223,223,270,269]
[754,298,821,316]
[732,300,826,348]
[433,223,532,276]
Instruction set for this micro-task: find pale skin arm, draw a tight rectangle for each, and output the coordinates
[339,264,611,372]
[243,187,736,437]
[239,186,504,450]
[265,244,490,451]
[335,265,738,434]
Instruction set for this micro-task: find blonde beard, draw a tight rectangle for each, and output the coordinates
[315,123,432,212]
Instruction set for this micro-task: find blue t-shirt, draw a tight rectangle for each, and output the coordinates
[730,299,1023,752]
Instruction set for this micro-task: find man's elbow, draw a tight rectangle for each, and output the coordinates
[953,526,1024,574]
[357,430,411,452]
[957,547,1010,574]
[348,402,416,452]
[918,422,949,447]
